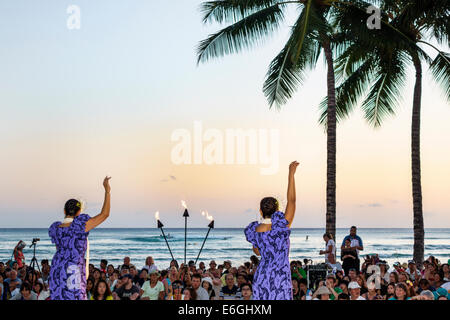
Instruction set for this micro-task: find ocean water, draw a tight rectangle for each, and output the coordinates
[1,228,449,269]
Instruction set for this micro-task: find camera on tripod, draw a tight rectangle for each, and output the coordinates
[30,238,40,247]
[27,238,42,285]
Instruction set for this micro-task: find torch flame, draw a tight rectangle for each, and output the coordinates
[155,211,160,220]
[205,211,214,221]
[201,211,205,216]
[181,200,187,209]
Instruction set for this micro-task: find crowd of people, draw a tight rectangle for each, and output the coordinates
[1,218,449,301]
[1,252,449,300]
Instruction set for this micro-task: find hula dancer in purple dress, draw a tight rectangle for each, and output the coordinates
[245,161,299,300]
[48,177,111,300]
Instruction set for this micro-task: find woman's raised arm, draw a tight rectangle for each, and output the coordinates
[85,177,111,232]
[285,161,299,228]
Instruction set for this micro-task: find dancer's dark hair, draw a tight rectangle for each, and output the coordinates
[64,199,81,216]
[260,197,279,218]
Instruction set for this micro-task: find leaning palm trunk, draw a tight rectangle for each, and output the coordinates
[412,56,424,270]
[324,41,337,240]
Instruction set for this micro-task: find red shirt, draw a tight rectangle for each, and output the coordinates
[14,250,25,268]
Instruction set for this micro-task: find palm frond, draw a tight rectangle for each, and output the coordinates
[360,52,409,127]
[200,0,286,24]
[197,4,285,64]
[293,0,331,63]
[334,42,370,80]
[262,5,324,109]
[319,59,375,127]
[429,16,450,46]
[429,52,450,101]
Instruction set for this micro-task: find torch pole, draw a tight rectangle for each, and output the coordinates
[161,228,175,262]
[183,208,189,265]
[195,220,214,264]
[157,219,175,261]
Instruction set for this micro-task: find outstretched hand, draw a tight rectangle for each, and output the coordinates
[289,161,299,175]
[285,161,299,228]
[103,176,112,193]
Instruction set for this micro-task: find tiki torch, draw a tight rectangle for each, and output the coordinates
[195,211,214,264]
[181,200,189,264]
[155,211,175,261]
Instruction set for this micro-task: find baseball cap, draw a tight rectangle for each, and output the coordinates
[348,281,361,289]
[326,273,336,279]
[120,274,133,280]
[201,277,213,286]
[408,260,416,265]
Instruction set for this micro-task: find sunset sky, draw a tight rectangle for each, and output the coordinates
[1,0,449,228]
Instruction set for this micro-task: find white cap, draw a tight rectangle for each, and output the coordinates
[201,277,213,286]
[348,281,361,289]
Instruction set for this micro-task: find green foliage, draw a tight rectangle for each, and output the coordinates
[197,4,285,64]
[326,0,449,128]
[429,52,450,101]
[198,0,335,109]
[200,0,286,24]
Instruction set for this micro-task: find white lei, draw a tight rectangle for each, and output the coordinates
[260,218,272,225]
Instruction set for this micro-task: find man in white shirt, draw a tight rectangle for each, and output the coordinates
[341,227,364,272]
[348,281,366,300]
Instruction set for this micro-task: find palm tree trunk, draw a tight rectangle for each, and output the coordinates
[412,56,424,270]
[323,41,337,240]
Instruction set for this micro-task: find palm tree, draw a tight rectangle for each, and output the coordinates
[323,0,449,269]
[197,0,353,239]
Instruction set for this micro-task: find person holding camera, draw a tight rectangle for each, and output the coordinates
[13,241,26,269]
[48,176,111,300]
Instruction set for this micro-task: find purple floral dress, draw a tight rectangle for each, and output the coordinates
[245,211,292,300]
[48,214,91,300]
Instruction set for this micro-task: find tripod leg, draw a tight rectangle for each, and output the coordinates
[27,257,41,286]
